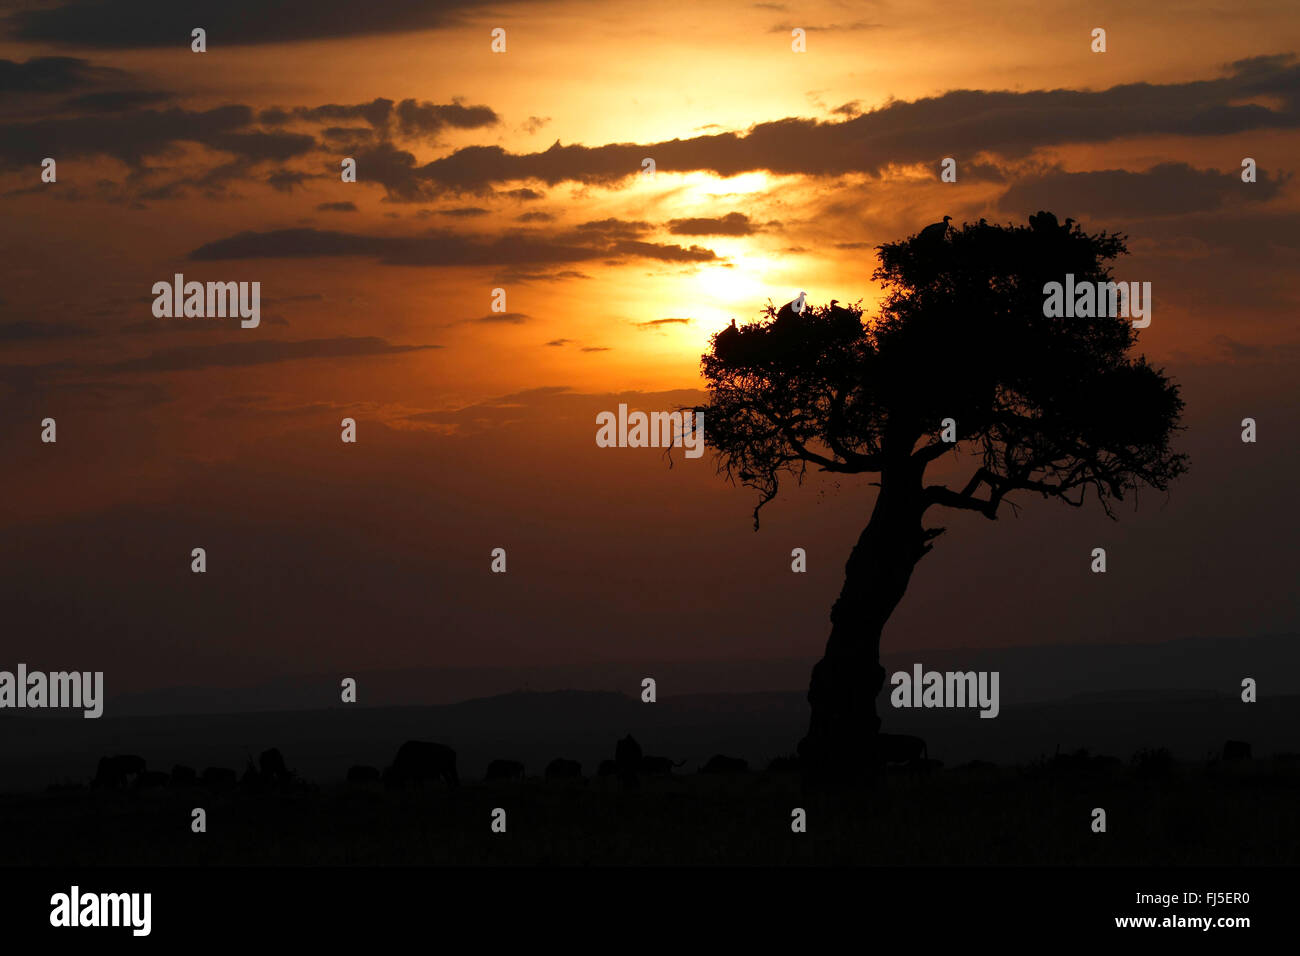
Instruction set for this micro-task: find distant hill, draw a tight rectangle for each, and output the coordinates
[94,632,1300,716]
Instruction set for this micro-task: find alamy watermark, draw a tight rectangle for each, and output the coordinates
[151,274,260,328]
[0,664,103,718]
[50,886,150,936]
[1042,274,1151,328]
[890,664,999,718]
[595,403,704,458]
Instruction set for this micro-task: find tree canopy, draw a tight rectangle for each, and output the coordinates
[700,213,1188,530]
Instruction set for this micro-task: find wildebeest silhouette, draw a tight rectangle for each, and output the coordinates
[92,754,146,789]
[1223,740,1252,762]
[346,765,380,785]
[201,766,237,790]
[134,770,170,790]
[259,747,290,784]
[383,741,458,788]
[1049,747,1120,778]
[615,734,642,774]
[240,757,262,789]
[544,758,582,781]
[171,764,197,785]
[640,755,686,775]
[876,734,927,765]
[485,759,525,782]
[701,754,749,774]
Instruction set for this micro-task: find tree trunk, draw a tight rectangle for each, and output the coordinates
[798,458,932,780]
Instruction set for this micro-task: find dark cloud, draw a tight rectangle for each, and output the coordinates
[403,56,1300,191]
[516,211,554,222]
[635,318,691,328]
[580,346,611,352]
[766,21,885,33]
[62,89,172,111]
[493,268,591,283]
[395,98,499,137]
[519,115,550,135]
[105,336,439,373]
[316,201,358,212]
[998,162,1285,219]
[0,56,122,94]
[544,338,571,346]
[268,170,310,193]
[0,320,93,340]
[438,206,489,217]
[503,188,544,201]
[0,104,314,168]
[346,141,431,201]
[289,97,498,141]
[189,227,718,268]
[667,212,757,236]
[610,239,716,262]
[5,1,538,48]
[470,312,529,324]
[574,218,651,238]
[120,316,290,334]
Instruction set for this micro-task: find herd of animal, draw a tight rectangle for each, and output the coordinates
[90,747,298,792]
[80,735,1262,793]
[82,733,943,793]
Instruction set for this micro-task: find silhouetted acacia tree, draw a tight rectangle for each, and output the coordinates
[697,212,1188,779]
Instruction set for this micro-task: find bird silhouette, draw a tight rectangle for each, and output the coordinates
[776,292,808,322]
[918,215,952,243]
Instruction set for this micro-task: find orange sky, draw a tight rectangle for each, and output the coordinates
[2,0,1298,693]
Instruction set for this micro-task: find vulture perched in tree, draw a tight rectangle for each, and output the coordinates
[714,317,741,360]
[918,215,952,243]
[1029,210,1060,232]
[775,291,808,323]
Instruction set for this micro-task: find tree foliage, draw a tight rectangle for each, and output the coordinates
[699,214,1188,529]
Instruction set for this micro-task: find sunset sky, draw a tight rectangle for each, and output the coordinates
[2,0,1298,697]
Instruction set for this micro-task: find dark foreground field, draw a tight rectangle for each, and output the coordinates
[5,758,1298,866]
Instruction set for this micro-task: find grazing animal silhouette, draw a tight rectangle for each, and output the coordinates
[918,215,952,243]
[640,755,687,775]
[171,764,197,785]
[346,765,380,785]
[701,754,749,774]
[615,735,642,773]
[544,758,582,781]
[876,734,928,765]
[92,754,146,789]
[201,767,237,790]
[384,741,459,788]
[240,757,262,789]
[1223,740,1252,762]
[134,770,170,790]
[259,748,290,784]
[485,759,525,782]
